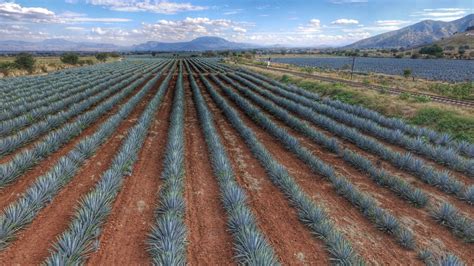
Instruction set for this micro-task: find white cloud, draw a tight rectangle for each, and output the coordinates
[65,26,86,31]
[233,26,247,33]
[0,2,130,24]
[411,8,470,21]
[329,0,368,4]
[331,18,359,25]
[0,2,55,22]
[84,0,207,14]
[297,19,321,33]
[375,20,410,27]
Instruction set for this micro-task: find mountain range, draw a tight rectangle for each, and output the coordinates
[0,36,258,52]
[345,14,474,49]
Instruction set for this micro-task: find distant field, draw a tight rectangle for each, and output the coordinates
[269,56,474,82]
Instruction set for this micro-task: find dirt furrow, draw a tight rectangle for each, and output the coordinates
[0,74,140,165]
[86,74,176,265]
[0,74,154,210]
[0,74,164,264]
[183,77,236,265]
[197,78,329,265]
[209,77,420,264]
[225,79,473,261]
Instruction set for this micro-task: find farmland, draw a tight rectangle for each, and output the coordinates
[268,56,474,82]
[0,57,472,265]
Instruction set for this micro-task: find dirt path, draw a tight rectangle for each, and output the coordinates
[183,77,236,265]
[209,76,421,264]
[197,78,329,265]
[0,74,136,165]
[226,78,473,261]
[0,74,164,264]
[86,74,176,265]
[0,74,153,210]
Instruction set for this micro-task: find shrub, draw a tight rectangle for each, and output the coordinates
[60,52,79,65]
[14,53,35,72]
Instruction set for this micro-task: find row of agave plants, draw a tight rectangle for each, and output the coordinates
[44,62,175,264]
[0,61,172,188]
[0,60,131,104]
[0,62,174,252]
[209,74,419,250]
[236,67,474,159]
[0,69,148,156]
[0,64,144,137]
[0,61,143,121]
[199,72,367,264]
[216,72,474,243]
[187,62,280,264]
[148,61,187,264]
[191,59,467,264]
[229,71,474,206]
[231,69,474,176]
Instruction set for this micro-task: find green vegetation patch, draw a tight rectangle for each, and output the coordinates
[270,70,474,143]
[428,82,473,100]
[409,107,474,142]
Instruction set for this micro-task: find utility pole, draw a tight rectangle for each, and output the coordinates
[350,55,356,80]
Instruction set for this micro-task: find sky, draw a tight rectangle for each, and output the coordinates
[0,0,472,47]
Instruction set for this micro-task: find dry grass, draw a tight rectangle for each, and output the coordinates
[232,62,474,142]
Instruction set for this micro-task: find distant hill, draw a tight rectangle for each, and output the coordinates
[131,36,259,51]
[431,29,474,48]
[345,14,474,49]
[0,36,259,52]
[0,38,121,52]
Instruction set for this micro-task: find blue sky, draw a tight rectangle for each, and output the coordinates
[0,0,472,46]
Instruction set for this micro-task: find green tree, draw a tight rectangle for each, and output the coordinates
[419,44,443,56]
[95,52,108,62]
[60,52,79,65]
[14,53,36,72]
[403,68,412,79]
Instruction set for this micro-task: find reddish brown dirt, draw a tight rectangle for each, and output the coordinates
[0,74,139,165]
[227,74,474,215]
[86,74,176,265]
[0,73,165,264]
[224,76,473,261]
[182,77,236,265]
[233,74,474,186]
[197,77,329,265]
[209,75,421,264]
[0,74,153,210]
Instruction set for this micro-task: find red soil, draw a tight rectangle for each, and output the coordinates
[212,75,422,264]
[198,77,329,265]
[87,73,176,265]
[182,77,236,265]
[0,73,163,264]
[0,75,152,210]
[232,78,473,261]
[0,75,137,165]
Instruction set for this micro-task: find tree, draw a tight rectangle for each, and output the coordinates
[95,52,108,62]
[419,44,443,56]
[403,68,412,79]
[108,52,121,58]
[60,52,79,65]
[14,53,35,72]
[151,52,157,57]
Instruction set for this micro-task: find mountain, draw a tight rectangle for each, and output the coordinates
[430,28,474,49]
[0,36,259,52]
[131,36,259,51]
[0,38,121,52]
[345,14,474,49]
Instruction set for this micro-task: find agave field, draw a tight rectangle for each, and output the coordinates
[269,57,474,82]
[0,57,472,265]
